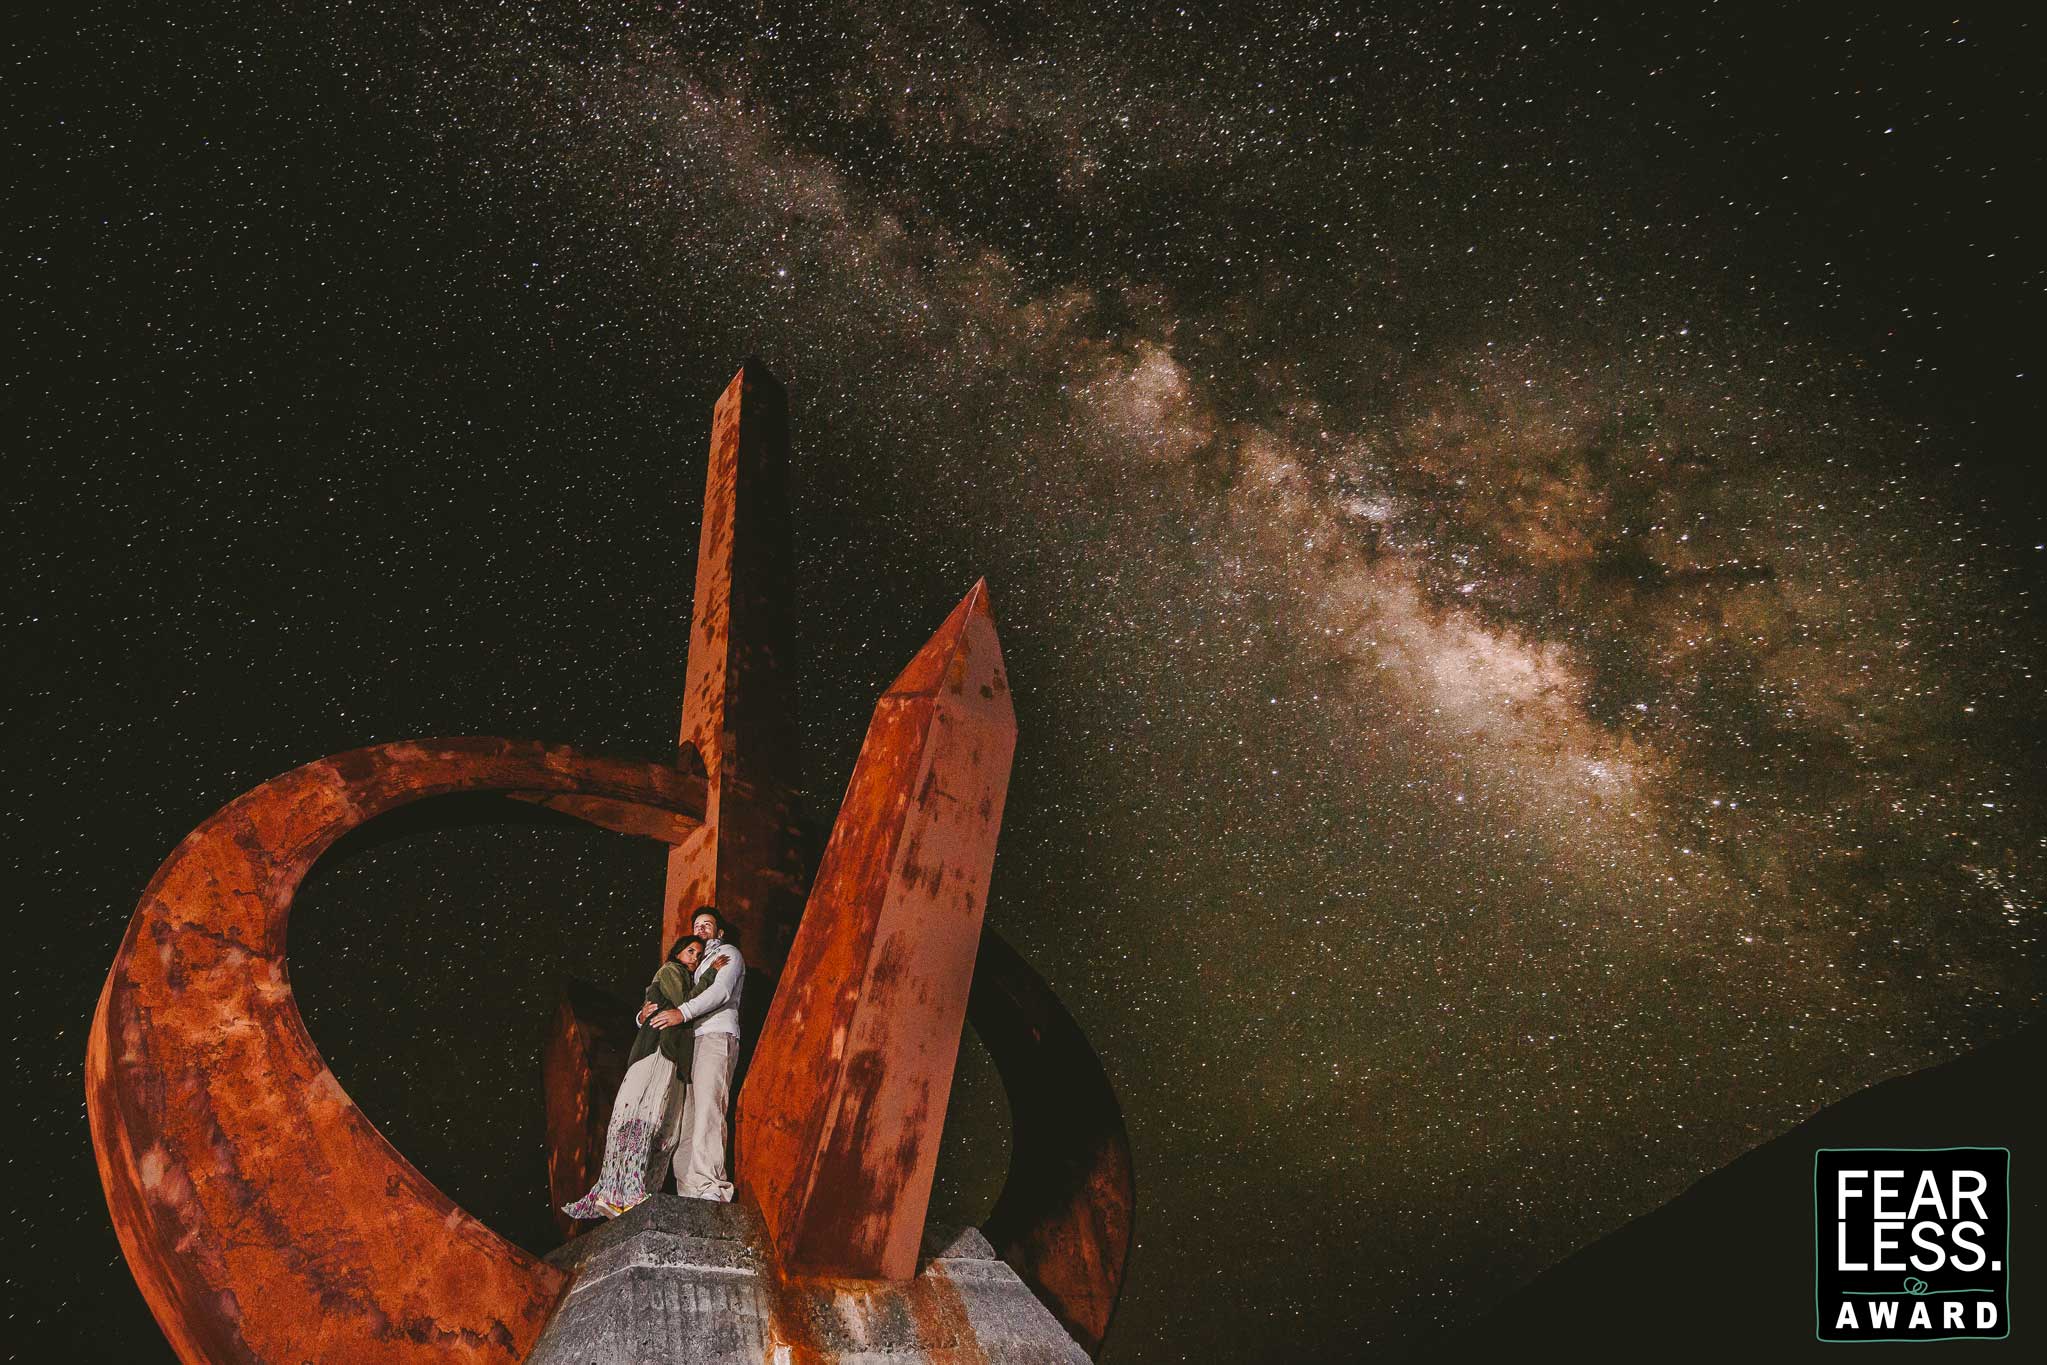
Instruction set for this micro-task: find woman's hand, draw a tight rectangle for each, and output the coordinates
[648,1008,685,1029]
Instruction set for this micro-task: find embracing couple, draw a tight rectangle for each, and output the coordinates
[562,906,745,1220]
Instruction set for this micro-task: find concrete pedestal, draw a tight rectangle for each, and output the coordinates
[529,1197,1091,1364]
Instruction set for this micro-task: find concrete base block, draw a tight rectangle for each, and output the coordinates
[528,1197,1090,1364]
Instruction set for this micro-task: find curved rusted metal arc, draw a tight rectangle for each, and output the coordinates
[86,737,707,1365]
[970,928,1136,1358]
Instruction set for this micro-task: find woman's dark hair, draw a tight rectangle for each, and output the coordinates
[666,936,704,964]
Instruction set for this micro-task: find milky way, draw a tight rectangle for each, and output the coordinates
[12,3,2044,1358]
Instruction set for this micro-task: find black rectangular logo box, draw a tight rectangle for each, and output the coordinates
[1815,1148,2010,1342]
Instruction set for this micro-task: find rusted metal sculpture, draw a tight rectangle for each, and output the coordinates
[970,930,1134,1355]
[85,740,707,1365]
[738,580,1016,1280]
[88,361,1136,1363]
[543,980,638,1243]
[663,359,809,976]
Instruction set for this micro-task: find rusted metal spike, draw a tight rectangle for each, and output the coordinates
[662,358,808,976]
[737,580,1017,1281]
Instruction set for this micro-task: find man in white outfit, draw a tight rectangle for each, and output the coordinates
[651,906,744,1202]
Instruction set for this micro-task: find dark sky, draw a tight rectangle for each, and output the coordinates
[9,3,2045,1359]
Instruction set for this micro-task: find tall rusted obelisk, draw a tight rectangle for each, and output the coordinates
[663,359,808,975]
[739,581,1017,1280]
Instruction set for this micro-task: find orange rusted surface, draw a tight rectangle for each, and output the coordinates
[85,737,706,1365]
[758,1264,991,1365]
[543,978,636,1243]
[663,359,810,976]
[971,930,1136,1356]
[738,582,1017,1281]
[509,791,699,844]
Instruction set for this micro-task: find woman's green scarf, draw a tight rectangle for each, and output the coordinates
[625,959,721,1068]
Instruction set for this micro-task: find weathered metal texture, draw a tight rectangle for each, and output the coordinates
[85,737,706,1365]
[664,358,809,976]
[738,581,1017,1281]
[542,978,637,1243]
[971,930,1136,1357]
[510,791,699,844]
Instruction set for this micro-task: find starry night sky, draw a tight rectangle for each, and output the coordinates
[10,3,2046,1359]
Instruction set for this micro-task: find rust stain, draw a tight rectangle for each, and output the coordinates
[758,1259,830,1365]
[903,1262,990,1365]
[758,1253,989,1365]
[86,738,706,1365]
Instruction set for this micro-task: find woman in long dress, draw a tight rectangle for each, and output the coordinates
[561,936,728,1219]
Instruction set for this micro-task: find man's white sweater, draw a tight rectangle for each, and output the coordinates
[680,938,744,1039]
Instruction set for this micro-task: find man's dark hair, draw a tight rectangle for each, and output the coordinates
[689,905,734,940]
